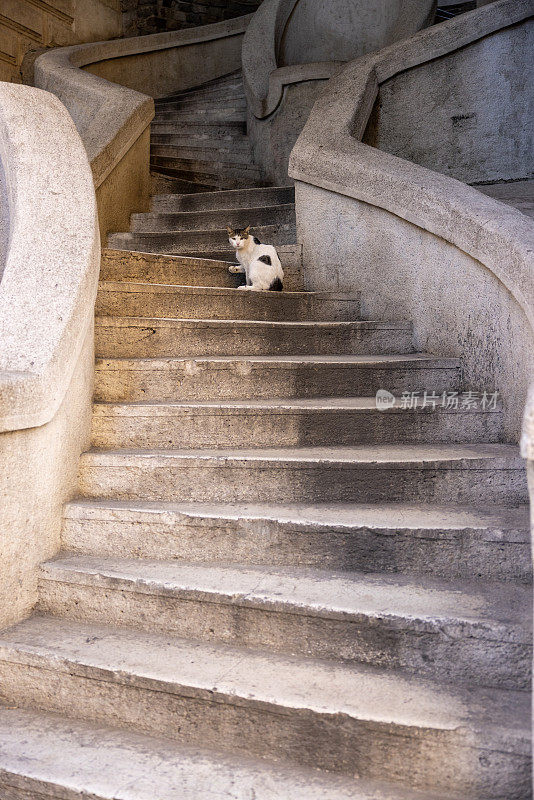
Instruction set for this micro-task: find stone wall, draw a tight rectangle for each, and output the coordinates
[370,21,534,184]
[0,0,124,83]
[121,0,261,36]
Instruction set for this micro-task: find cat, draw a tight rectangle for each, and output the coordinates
[227,226,284,291]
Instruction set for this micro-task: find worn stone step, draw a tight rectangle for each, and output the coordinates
[94,318,414,358]
[39,556,532,690]
[183,249,292,263]
[0,708,395,800]
[151,134,251,151]
[107,224,295,256]
[99,248,304,290]
[149,173,221,193]
[148,167,263,191]
[148,165,261,191]
[159,71,243,96]
[95,283,360,321]
[154,98,247,113]
[90,398,503,449]
[156,85,244,99]
[157,83,245,103]
[149,155,260,176]
[156,87,245,105]
[130,203,295,233]
[153,109,247,123]
[150,146,254,167]
[0,617,528,798]
[77,444,527,505]
[94,353,462,403]
[151,186,294,212]
[62,499,532,584]
[150,121,247,137]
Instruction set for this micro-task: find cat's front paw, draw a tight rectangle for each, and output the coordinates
[228,265,242,274]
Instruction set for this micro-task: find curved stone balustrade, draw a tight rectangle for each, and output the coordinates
[0,83,100,627]
[290,0,533,443]
[0,84,99,432]
[242,0,436,184]
[32,15,251,237]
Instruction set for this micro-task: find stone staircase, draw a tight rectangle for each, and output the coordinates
[108,71,296,260]
[0,71,531,800]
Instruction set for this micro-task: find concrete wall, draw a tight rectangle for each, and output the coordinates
[0,83,100,630]
[0,0,123,84]
[279,0,433,66]
[371,20,534,184]
[295,183,533,440]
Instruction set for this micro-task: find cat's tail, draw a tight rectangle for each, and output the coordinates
[269,277,283,292]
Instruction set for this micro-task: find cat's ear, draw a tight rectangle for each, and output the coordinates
[226,227,234,235]
[243,226,251,234]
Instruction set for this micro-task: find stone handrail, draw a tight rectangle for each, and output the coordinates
[243,0,436,119]
[0,83,100,433]
[33,15,252,184]
[33,43,154,193]
[290,0,533,446]
[242,0,340,118]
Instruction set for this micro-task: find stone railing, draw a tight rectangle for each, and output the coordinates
[0,83,100,629]
[31,15,252,239]
[290,0,533,444]
[242,0,436,184]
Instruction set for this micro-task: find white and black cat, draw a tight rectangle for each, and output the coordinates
[227,226,284,291]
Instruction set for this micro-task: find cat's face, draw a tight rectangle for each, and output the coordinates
[227,226,250,249]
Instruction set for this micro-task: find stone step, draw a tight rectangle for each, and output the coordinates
[150,121,247,137]
[156,85,244,99]
[0,616,528,798]
[149,173,221,193]
[152,139,251,158]
[151,185,294,212]
[94,353,462,403]
[162,70,243,94]
[184,249,290,262]
[0,708,396,800]
[107,224,295,256]
[154,97,246,113]
[39,555,532,690]
[153,109,247,123]
[94,318,414,358]
[148,167,263,191]
[77,444,526,505]
[130,203,295,233]
[151,134,251,151]
[150,145,254,166]
[156,86,245,105]
[99,248,304,290]
[149,155,261,177]
[90,398,503,449]
[157,82,245,103]
[62,499,532,584]
[95,283,360,321]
